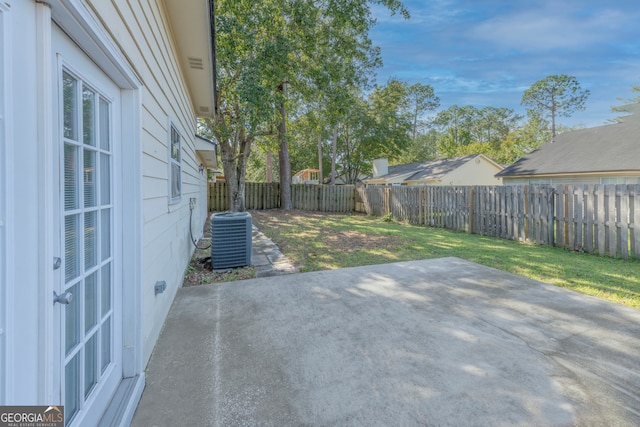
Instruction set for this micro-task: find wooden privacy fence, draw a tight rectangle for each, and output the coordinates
[291,184,355,212]
[357,184,640,259]
[554,184,640,259]
[208,182,281,211]
[209,182,355,212]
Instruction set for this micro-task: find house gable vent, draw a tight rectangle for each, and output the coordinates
[210,212,252,269]
[188,57,204,70]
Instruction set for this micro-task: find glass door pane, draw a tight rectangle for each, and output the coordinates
[61,69,113,425]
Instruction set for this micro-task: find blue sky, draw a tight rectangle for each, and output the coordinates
[370,0,640,127]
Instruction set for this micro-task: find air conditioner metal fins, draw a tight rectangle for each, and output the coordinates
[210,212,252,269]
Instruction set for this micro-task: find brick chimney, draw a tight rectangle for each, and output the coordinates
[372,158,388,178]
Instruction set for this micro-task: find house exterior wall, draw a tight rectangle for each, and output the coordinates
[85,0,205,365]
[2,0,210,418]
[4,1,42,403]
[442,157,503,186]
[503,175,640,186]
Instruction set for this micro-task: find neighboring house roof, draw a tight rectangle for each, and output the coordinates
[497,116,640,178]
[368,155,494,183]
[323,172,369,184]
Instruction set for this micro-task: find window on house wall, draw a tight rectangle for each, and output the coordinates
[169,124,181,203]
[529,178,551,185]
[602,177,640,185]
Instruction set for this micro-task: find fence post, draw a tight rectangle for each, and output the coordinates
[468,186,475,234]
[384,187,391,216]
[620,185,629,259]
[632,184,640,259]
[547,186,555,246]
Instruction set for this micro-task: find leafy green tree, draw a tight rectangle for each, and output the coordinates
[393,130,439,164]
[335,97,375,183]
[292,79,412,184]
[432,105,523,161]
[472,107,521,145]
[367,79,412,157]
[199,0,278,211]
[275,0,410,202]
[200,0,408,210]
[407,83,439,141]
[611,86,640,122]
[433,105,477,156]
[521,74,590,139]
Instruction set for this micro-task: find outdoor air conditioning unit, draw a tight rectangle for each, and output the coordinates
[210,212,252,269]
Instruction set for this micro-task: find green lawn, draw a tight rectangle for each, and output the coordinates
[250,210,640,309]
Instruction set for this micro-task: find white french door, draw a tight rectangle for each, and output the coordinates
[53,26,122,426]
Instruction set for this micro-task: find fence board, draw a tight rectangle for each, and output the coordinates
[596,185,605,255]
[632,185,640,258]
[584,186,594,253]
[620,186,629,259]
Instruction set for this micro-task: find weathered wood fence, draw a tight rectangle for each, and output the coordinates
[209,182,640,259]
[209,182,355,212]
[357,184,640,259]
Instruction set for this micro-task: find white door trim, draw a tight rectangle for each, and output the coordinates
[0,1,11,406]
[47,0,144,423]
[35,2,55,404]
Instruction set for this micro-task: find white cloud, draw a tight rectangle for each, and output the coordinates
[469,7,630,51]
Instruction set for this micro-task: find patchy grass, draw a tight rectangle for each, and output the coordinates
[250,210,640,309]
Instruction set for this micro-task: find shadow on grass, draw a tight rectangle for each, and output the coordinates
[250,210,640,309]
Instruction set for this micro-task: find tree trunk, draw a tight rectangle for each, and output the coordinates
[265,150,273,183]
[317,136,323,185]
[412,105,418,142]
[219,136,251,212]
[330,126,337,185]
[277,82,292,209]
[551,105,557,141]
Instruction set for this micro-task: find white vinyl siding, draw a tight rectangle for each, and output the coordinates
[85,0,205,363]
[503,176,640,186]
[442,156,503,186]
[529,178,552,185]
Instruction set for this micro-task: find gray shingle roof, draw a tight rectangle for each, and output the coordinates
[497,115,640,177]
[377,155,478,182]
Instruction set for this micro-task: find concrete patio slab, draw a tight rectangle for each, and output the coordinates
[131,257,640,426]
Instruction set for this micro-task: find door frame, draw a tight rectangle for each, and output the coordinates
[53,34,125,425]
[0,1,10,405]
[41,0,144,420]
